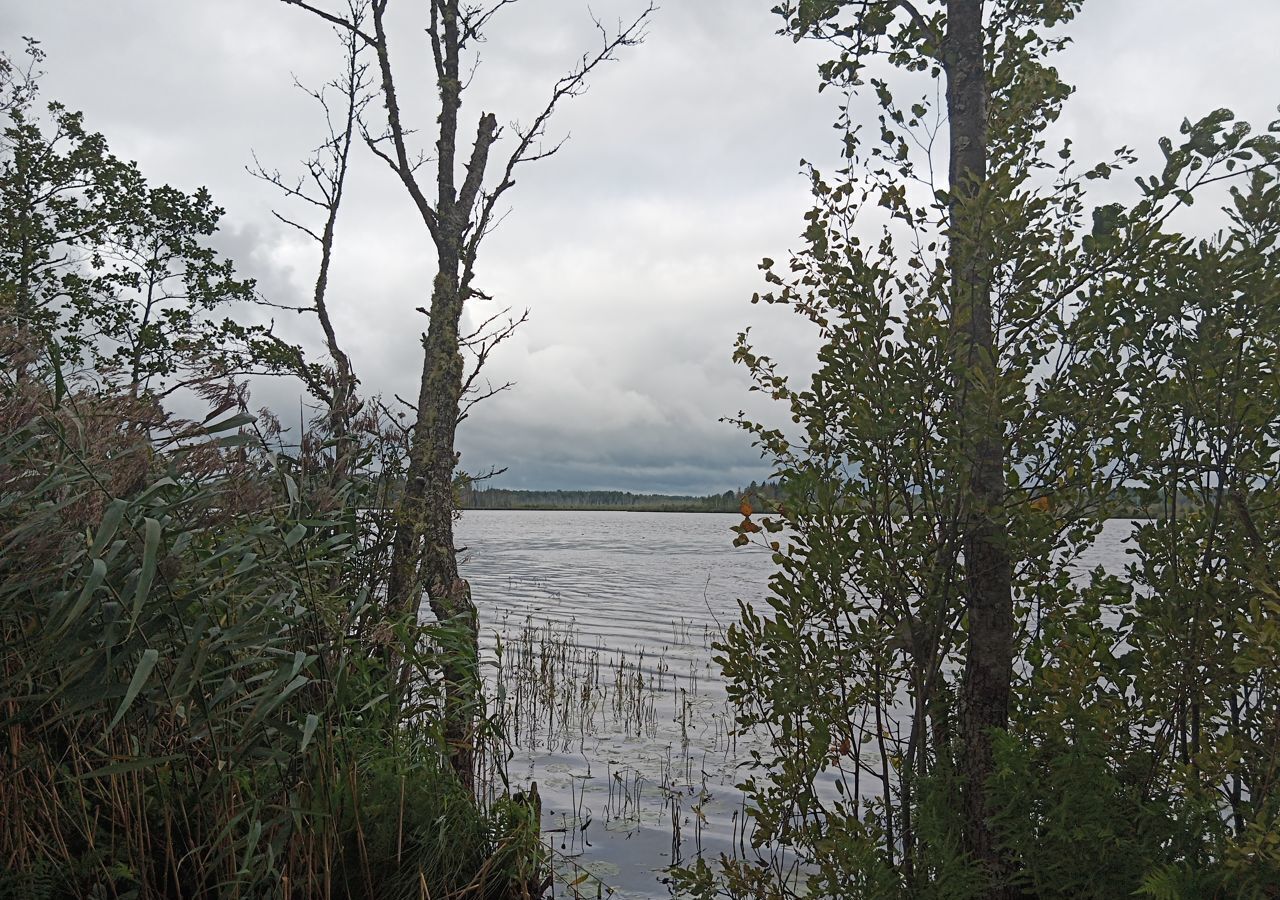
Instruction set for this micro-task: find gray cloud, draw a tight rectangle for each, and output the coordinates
[4,1,1277,493]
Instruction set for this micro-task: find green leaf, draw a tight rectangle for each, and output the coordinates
[299,713,319,752]
[132,517,161,620]
[90,499,129,557]
[48,340,68,408]
[60,557,108,632]
[74,754,182,781]
[136,477,177,502]
[108,648,159,732]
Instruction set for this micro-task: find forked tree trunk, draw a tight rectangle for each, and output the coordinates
[374,1,496,792]
[944,0,1015,892]
[283,0,650,794]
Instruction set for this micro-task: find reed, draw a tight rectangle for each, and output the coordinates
[0,384,543,899]
[479,603,758,893]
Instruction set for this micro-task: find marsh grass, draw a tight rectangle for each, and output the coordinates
[0,385,544,899]
[478,602,759,895]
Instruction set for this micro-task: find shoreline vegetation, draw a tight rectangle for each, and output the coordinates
[5,0,1280,895]
[460,485,1169,518]
[459,484,782,514]
[0,45,546,898]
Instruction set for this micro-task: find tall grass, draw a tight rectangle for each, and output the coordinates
[0,385,543,899]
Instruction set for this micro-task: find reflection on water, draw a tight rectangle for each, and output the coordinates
[456,511,1139,898]
[459,511,773,898]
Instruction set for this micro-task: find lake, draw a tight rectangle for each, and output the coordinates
[456,510,1138,898]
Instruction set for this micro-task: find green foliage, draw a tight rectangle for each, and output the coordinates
[0,44,542,895]
[987,152,1280,898]
[688,2,1280,897]
[0,385,538,898]
[0,41,303,396]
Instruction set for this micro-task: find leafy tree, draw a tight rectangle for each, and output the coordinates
[687,2,1280,897]
[0,41,301,397]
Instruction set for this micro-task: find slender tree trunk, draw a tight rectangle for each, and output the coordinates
[312,178,357,482]
[945,0,1014,892]
[13,170,33,382]
[380,3,496,789]
[387,252,480,789]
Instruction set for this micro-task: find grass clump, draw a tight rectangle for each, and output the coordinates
[0,384,543,899]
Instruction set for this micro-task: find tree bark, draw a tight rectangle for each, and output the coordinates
[378,1,496,791]
[944,0,1014,892]
[283,0,651,793]
[387,254,480,789]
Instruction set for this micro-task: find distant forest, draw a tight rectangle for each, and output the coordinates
[457,483,1179,516]
[460,482,783,512]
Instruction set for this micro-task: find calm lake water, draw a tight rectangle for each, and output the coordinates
[455,511,1137,898]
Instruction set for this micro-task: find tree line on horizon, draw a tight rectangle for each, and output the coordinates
[459,481,783,512]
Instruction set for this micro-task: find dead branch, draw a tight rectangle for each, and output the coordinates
[466,5,653,266]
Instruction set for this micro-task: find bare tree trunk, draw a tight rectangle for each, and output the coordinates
[375,0,498,788]
[945,0,1014,893]
[251,1,368,482]
[307,60,362,483]
[388,248,484,790]
[283,0,651,792]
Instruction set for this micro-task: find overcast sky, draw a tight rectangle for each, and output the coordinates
[4,1,1279,493]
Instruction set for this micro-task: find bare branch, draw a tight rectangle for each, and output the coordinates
[457,379,515,422]
[253,292,317,314]
[280,0,377,46]
[368,0,441,241]
[458,113,500,223]
[465,465,509,485]
[465,3,655,267]
[271,210,325,244]
[461,304,514,344]
[459,307,527,400]
[428,0,445,81]
[247,150,329,210]
[376,397,415,437]
[361,126,403,173]
[461,0,519,43]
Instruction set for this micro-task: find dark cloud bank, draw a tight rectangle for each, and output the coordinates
[4,1,1278,493]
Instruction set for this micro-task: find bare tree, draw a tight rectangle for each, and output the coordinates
[251,0,372,483]
[279,0,654,788]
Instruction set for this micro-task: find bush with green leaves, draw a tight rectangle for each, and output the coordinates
[680,2,1280,897]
